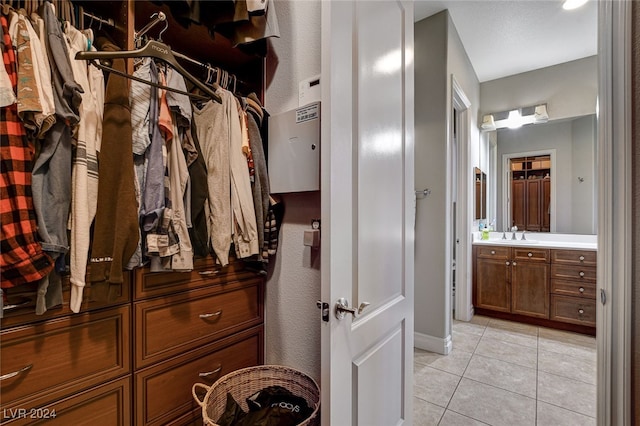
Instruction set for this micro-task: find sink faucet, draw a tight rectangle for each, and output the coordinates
[511,226,518,240]
[521,230,527,240]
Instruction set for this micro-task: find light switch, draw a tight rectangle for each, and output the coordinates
[303,229,320,248]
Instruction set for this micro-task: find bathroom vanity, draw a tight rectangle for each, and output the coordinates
[472,233,597,335]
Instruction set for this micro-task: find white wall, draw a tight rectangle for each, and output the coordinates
[264,0,321,382]
[571,115,597,234]
[414,10,480,352]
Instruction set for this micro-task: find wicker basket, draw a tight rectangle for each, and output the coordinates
[192,365,320,426]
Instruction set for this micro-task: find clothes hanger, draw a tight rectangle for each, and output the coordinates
[75,39,221,103]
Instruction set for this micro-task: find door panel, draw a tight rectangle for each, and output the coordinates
[321,1,414,425]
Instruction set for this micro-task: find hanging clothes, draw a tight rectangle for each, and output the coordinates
[89,38,139,294]
[193,97,232,266]
[230,95,259,259]
[64,23,104,313]
[0,15,54,289]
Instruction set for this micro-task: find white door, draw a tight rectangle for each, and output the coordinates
[320,1,414,425]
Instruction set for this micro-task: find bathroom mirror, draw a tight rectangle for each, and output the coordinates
[490,113,597,234]
[474,167,486,221]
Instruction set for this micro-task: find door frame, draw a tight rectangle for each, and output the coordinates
[451,76,473,322]
[501,149,557,233]
[597,0,632,423]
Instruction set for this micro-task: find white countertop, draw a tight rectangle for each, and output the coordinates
[472,232,597,251]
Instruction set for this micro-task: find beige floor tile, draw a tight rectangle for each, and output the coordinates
[439,410,490,425]
[474,335,538,369]
[538,349,596,385]
[536,401,596,426]
[453,320,486,336]
[414,348,473,376]
[487,318,539,335]
[413,397,445,425]
[538,336,596,363]
[538,371,597,417]
[538,327,596,349]
[468,315,491,326]
[448,378,536,426]
[414,364,461,408]
[452,330,482,353]
[483,325,538,349]
[463,354,537,398]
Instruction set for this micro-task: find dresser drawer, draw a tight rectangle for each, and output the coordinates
[134,258,256,299]
[550,295,596,327]
[512,247,549,263]
[476,246,510,260]
[1,270,132,329]
[135,326,263,426]
[0,306,130,409]
[135,278,263,368]
[551,279,596,299]
[1,376,131,426]
[551,249,597,266]
[550,264,596,282]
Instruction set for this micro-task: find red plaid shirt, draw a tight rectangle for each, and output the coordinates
[0,16,53,287]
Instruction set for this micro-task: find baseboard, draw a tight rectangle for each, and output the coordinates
[414,332,452,355]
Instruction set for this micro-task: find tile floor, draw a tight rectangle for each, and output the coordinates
[414,315,597,426]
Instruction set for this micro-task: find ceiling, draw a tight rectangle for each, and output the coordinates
[413,0,598,82]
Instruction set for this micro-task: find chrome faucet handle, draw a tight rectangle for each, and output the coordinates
[502,232,507,240]
[521,230,527,240]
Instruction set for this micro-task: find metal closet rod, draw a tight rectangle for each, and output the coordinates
[81,10,116,28]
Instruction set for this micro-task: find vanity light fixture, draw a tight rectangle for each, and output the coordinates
[562,0,588,10]
[480,103,549,132]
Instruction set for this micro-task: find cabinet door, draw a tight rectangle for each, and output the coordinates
[475,258,511,312]
[511,180,526,230]
[542,178,551,231]
[526,180,542,231]
[511,260,550,318]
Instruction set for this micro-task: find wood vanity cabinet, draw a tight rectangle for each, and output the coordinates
[473,246,549,318]
[473,245,596,333]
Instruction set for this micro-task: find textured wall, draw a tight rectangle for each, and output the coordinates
[264,0,322,382]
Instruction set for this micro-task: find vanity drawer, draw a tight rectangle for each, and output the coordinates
[551,279,596,299]
[551,249,597,266]
[134,258,255,299]
[476,246,510,260]
[550,295,596,326]
[0,306,130,409]
[135,326,263,426]
[134,278,263,368]
[550,264,596,282]
[512,248,549,263]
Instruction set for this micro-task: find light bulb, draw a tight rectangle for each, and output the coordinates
[507,110,523,129]
[563,0,588,10]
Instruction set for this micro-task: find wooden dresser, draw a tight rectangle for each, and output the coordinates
[0,259,264,425]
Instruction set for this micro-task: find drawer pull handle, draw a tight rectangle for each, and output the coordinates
[505,261,510,266]
[2,300,32,311]
[491,250,496,255]
[0,364,33,381]
[199,365,222,377]
[512,261,517,267]
[528,252,533,257]
[199,270,219,276]
[579,271,585,277]
[579,255,585,261]
[579,287,585,293]
[578,309,585,314]
[199,310,223,319]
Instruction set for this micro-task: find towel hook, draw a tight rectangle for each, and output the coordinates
[415,188,431,199]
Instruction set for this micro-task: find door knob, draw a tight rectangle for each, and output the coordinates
[335,298,370,320]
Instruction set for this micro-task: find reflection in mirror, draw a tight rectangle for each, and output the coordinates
[474,167,486,221]
[490,114,596,234]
